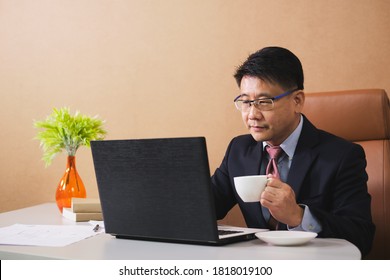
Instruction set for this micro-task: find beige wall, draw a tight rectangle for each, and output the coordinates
[0,0,389,213]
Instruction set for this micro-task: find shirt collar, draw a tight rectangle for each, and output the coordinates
[263,115,303,159]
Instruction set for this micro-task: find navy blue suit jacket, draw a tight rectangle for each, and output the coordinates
[211,116,375,256]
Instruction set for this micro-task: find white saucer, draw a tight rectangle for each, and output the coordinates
[255,231,317,246]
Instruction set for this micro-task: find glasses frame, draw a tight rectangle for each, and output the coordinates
[234,88,299,112]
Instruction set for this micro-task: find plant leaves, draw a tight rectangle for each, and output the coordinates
[34,107,107,166]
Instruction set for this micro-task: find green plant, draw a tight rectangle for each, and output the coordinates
[34,107,107,166]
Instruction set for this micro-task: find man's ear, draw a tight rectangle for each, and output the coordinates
[294,90,305,112]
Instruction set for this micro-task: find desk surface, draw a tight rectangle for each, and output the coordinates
[0,203,361,260]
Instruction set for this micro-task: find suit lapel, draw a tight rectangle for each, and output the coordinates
[287,116,320,197]
[245,140,264,175]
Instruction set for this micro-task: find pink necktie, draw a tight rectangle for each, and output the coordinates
[266,146,282,178]
[265,145,282,229]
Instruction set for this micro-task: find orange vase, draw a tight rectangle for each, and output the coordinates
[55,156,87,213]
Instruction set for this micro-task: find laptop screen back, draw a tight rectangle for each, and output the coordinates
[91,137,220,244]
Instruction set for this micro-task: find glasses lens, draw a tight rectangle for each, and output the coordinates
[254,99,274,111]
[234,100,242,111]
[235,100,249,111]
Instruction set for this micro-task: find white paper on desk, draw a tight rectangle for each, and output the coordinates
[0,224,100,247]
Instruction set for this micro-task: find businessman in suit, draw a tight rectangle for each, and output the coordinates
[211,47,375,256]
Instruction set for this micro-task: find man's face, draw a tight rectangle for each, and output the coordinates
[239,75,304,145]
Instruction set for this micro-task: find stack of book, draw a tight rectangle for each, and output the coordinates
[62,198,103,222]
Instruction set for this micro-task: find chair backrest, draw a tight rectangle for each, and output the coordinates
[302,89,390,260]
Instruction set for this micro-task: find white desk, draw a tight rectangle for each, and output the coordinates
[0,203,361,260]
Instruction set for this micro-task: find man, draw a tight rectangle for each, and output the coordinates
[211,47,375,256]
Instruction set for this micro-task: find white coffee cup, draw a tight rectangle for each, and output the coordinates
[234,175,268,202]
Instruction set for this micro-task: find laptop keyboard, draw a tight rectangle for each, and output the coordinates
[218,229,244,236]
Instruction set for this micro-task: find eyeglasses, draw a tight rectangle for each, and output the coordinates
[234,88,299,112]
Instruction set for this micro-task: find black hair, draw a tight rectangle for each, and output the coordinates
[234,46,304,90]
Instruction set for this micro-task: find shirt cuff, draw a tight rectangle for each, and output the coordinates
[288,204,322,233]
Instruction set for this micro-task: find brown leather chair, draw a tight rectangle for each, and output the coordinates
[302,89,390,259]
[220,88,390,259]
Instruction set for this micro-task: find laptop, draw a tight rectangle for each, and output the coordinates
[91,137,266,245]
